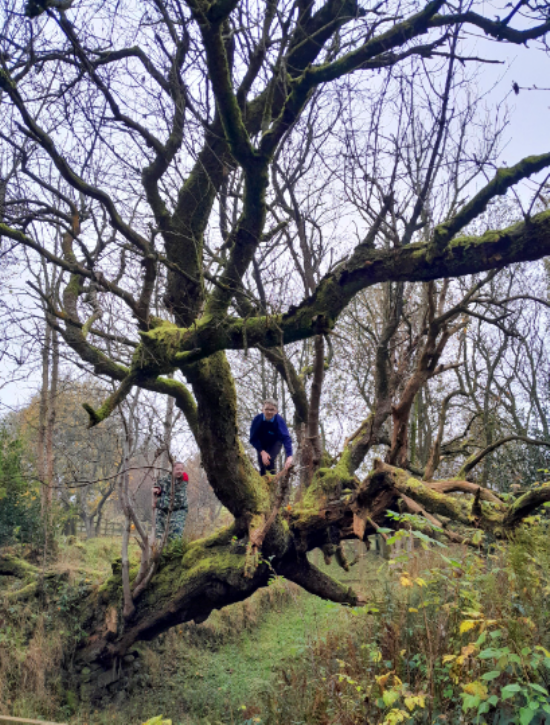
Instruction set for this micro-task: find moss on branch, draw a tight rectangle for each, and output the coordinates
[430,153,550,258]
[503,483,550,526]
[302,450,357,510]
[129,211,550,373]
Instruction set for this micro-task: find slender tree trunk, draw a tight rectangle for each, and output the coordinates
[0,174,6,247]
[482,417,494,486]
[119,437,135,619]
[45,325,59,508]
[38,322,51,513]
[162,375,175,471]
[307,335,325,472]
[185,353,268,521]
[261,351,267,401]
[84,516,95,539]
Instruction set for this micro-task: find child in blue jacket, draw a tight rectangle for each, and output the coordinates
[249,399,293,475]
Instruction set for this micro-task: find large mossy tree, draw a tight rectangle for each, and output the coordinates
[1,0,550,668]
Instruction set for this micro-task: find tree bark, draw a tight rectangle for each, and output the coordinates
[184,352,269,520]
[38,321,51,514]
[308,335,325,470]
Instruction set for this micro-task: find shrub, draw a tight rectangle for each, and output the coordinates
[0,424,42,547]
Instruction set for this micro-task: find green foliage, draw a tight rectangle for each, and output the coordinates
[0,424,42,547]
[239,528,550,725]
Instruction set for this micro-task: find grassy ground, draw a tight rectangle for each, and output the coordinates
[54,536,139,580]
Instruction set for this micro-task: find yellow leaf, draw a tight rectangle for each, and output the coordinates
[457,643,477,665]
[462,681,488,699]
[442,654,456,664]
[404,695,426,711]
[400,574,413,587]
[459,620,478,634]
[408,607,418,613]
[382,689,401,708]
[382,709,409,725]
[462,610,484,619]
[414,577,427,587]
[376,672,393,690]
[472,530,484,544]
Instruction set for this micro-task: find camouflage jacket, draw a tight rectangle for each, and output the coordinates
[156,474,189,513]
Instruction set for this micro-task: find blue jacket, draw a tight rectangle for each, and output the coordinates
[249,413,293,457]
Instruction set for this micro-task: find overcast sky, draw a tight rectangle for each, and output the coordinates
[482,38,550,164]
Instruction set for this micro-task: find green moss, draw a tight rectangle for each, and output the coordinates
[147,543,247,606]
[65,273,81,297]
[302,452,356,510]
[180,544,204,570]
[5,581,38,601]
[135,319,185,373]
[0,554,38,578]
[479,501,504,523]
[141,526,243,606]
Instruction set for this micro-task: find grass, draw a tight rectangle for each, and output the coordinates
[242,531,550,725]
[54,536,140,581]
[1,536,381,725]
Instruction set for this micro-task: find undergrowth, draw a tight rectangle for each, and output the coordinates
[250,528,550,725]
[3,528,550,725]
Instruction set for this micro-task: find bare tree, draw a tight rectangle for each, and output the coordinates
[0,0,550,672]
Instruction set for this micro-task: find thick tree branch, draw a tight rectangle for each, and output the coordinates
[280,557,360,606]
[430,152,550,257]
[429,11,550,44]
[304,0,447,85]
[134,209,550,369]
[503,484,550,527]
[426,479,503,505]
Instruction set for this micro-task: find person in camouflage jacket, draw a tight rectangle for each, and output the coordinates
[153,461,189,541]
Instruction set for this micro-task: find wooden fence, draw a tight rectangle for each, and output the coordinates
[76,520,147,538]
